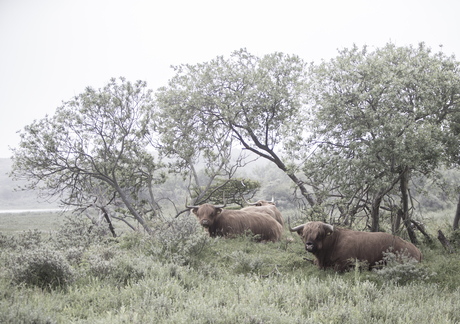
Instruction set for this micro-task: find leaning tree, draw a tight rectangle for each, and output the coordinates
[10,77,165,235]
[304,43,460,238]
[154,49,316,208]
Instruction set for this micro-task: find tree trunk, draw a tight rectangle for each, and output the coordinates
[370,191,384,232]
[410,219,432,243]
[393,208,402,234]
[114,181,153,235]
[400,166,418,244]
[437,230,453,253]
[453,193,460,230]
[285,172,316,207]
[101,206,117,238]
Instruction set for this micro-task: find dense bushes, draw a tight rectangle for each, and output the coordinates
[2,246,74,289]
[372,248,436,284]
[1,212,460,323]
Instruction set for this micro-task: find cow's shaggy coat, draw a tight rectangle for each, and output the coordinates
[241,205,284,227]
[290,221,422,271]
[242,198,284,227]
[190,204,283,242]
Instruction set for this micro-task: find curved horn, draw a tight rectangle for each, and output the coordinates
[288,216,306,232]
[213,192,227,209]
[323,223,334,232]
[213,202,226,209]
[185,197,200,209]
[241,194,258,206]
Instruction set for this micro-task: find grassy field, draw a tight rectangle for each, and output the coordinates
[1,210,459,323]
[0,211,64,233]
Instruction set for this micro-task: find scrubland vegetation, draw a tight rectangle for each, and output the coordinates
[3,43,460,323]
[1,209,459,324]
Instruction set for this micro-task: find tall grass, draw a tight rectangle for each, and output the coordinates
[0,211,459,323]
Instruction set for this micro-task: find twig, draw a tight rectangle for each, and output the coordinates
[410,219,433,243]
[261,265,281,278]
[437,230,453,253]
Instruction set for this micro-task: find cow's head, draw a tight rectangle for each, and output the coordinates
[242,194,275,207]
[186,202,226,229]
[288,220,334,254]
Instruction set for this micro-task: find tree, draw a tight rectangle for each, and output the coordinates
[442,104,460,230]
[154,49,315,207]
[304,43,460,237]
[10,77,165,235]
[191,177,261,207]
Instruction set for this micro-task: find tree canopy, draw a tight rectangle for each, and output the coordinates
[154,48,315,206]
[303,43,460,233]
[10,77,164,234]
[9,44,460,238]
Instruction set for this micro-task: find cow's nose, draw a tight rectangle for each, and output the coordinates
[305,242,314,251]
[201,219,209,228]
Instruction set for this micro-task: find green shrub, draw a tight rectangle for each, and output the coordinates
[0,303,57,324]
[149,216,212,265]
[64,246,86,265]
[81,245,150,285]
[372,248,436,284]
[2,246,75,289]
[0,229,43,251]
[228,250,265,274]
[50,214,110,249]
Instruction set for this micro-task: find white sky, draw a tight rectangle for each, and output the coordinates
[1,0,459,158]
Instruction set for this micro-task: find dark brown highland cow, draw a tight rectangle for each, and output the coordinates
[187,202,283,242]
[289,220,422,271]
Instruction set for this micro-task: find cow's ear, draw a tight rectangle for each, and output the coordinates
[216,208,223,215]
[323,224,334,236]
[192,208,198,215]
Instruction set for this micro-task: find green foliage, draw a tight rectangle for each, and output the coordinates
[80,246,151,285]
[148,216,212,266]
[0,228,43,250]
[154,48,315,207]
[192,177,260,206]
[372,248,436,284]
[49,214,111,249]
[1,213,460,323]
[303,42,460,225]
[227,250,265,274]
[10,77,164,233]
[2,246,75,289]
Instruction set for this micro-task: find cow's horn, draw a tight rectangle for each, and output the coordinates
[241,194,257,206]
[270,194,274,203]
[288,216,305,232]
[213,192,227,209]
[323,223,334,232]
[213,202,226,208]
[185,197,200,209]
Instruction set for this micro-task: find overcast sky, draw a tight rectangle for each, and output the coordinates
[1,0,459,158]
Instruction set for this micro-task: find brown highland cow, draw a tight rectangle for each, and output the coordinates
[289,220,422,271]
[187,202,283,242]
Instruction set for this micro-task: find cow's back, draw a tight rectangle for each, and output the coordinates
[324,230,422,270]
[241,205,284,227]
[212,209,283,242]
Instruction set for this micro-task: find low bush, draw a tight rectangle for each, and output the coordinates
[80,246,150,285]
[0,229,43,251]
[49,214,111,249]
[2,246,75,289]
[372,248,436,284]
[148,216,212,266]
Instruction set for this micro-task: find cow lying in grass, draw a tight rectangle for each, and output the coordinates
[289,220,422,271]
[187,202,283,242]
